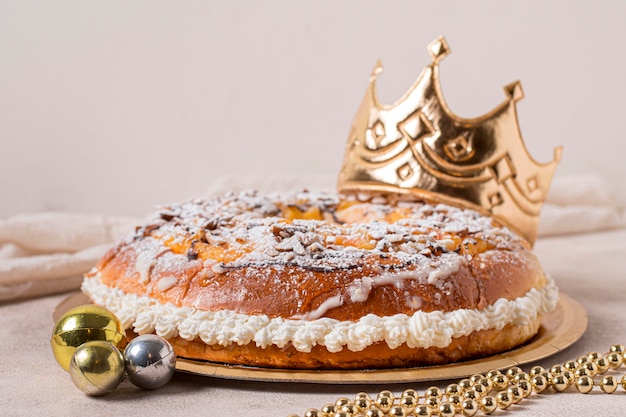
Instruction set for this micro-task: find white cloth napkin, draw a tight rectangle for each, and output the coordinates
[1,174,623,302]
[539,174,626,236]
[0,213,137,301]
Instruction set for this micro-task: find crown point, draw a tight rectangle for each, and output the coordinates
[370,59,384,81]
[504,81,524,102]
[428,36,450,62]
[553,145,563,162]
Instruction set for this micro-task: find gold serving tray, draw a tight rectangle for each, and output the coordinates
[55,293,586,384]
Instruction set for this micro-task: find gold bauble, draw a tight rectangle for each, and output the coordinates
[375,391,393,413]
[303,409,321,417]
[530,375,548,393]
[414,405,432,417]
[517,380,533,398]
[600,375,618,394]
[366,408,385,417]
[491,374,508,391]
[461,399,478,417]
[320,404,336,415]
[575,376,594,394]
[389,405,407,417]
[480,396,497,415]
[69,341,126,396]
[448,395,463,411]
[51,305,126,372]
[438,403,455,417]
[496,391,512,410]
[529,365,545,376]
[606,352,623,370]
[399,395,417,412]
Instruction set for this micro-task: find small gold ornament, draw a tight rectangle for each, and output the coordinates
[341,404,358,415]
[531,374,548,393]
[517,380,533,398]
[320,404,335,415]
[425,386,442,398]
[595,357,610,374]
[424,395,440,409]
[335,397,351,409]
[463,389,479,401]
[470,374,484,384]
[402,388,418,399]
[529,365,545,376]
[506,386,523,403]
[375,391,393,413]
[495,391,512,410]
[389,405,407,417]
[461,399,478,417]
[366,409,384,417]
[491,374,508,391]
[399,395,417,412]
[354,393,371,411]
[478,377,493,391]
[414,405,432,417]
[575,375,594,394]
[458,378,473,391]
[580,361,598,377]
[445,383,462,396]
[486,369,501,379]
[471,383,486,397]
[549,364,564,375]
[563,360,578,372]
[51,305,126,372]
[505,367,522,381]
[448,394,463,411]
[69,340,125,396]
[480,396,497,415]
[600,375,618,394]
[513,372,530,382]
[606,352,623,370]
[551,374,569,392]
[439,402,455,417]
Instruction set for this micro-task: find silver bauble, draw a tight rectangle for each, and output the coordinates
[124,334,176,389]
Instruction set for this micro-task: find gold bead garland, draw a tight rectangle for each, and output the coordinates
[288,344,626,417]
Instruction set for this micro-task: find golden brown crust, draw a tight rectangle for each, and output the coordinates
[97,243,545,321]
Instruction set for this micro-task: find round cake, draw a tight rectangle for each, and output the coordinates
[82,190,558,369]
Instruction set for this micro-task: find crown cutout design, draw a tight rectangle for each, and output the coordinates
[338,36,562,246]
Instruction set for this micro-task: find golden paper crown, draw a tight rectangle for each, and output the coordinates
[338,36,562,246]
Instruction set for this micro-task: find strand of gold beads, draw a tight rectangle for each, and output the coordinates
[287,344,626,417]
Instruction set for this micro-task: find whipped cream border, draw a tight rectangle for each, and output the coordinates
[82,274,559,353]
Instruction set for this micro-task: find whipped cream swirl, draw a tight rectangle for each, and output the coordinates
[82,274,559,353]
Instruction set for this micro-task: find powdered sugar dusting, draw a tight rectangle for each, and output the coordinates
[128,190,521,284]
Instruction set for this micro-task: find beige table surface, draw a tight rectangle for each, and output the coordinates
[2,227,626,416]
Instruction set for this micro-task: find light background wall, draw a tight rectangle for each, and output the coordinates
[1,1,625,218]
